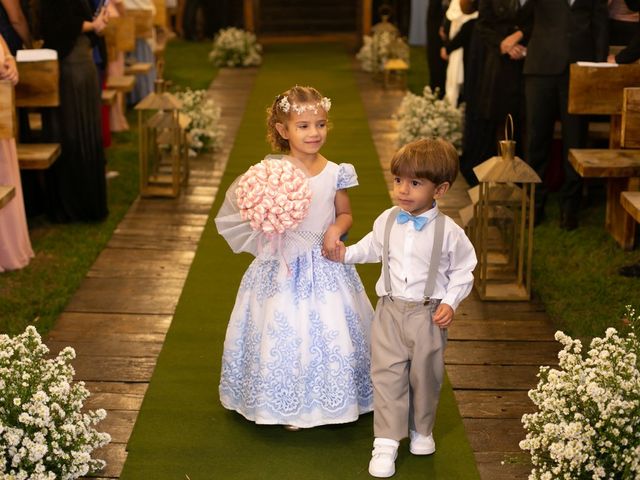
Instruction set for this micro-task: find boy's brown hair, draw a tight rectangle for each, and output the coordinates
[390,138,459,186]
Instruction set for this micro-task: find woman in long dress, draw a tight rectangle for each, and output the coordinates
[39,0,109,222]
[0,33,33,271]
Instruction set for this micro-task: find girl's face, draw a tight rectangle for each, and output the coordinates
[393,175,449,216]
[276,105,328,160]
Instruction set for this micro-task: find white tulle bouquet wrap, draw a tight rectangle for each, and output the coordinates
[215,155,312,257]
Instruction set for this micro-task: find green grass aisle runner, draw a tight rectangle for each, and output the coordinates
[120,42,480,480]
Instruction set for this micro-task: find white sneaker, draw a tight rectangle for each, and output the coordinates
[368,438,399,478]
[409,430,436,455]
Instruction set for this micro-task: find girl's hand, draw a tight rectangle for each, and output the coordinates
[432,303,454,328]
[508,44,526,60]
[440,46,449,61]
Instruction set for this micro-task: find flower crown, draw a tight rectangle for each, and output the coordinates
[278,96,332,115]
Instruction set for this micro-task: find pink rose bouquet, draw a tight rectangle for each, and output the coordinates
[235,157,312,235]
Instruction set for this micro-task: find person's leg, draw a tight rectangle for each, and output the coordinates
[558,69,588,230]
[408,302,447,440]
[372,297,411,441]
[525,74,558,223]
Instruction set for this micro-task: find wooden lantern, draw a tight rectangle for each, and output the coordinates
[467,122,541,301]
[371,5,399,75]
[135,81,190,198]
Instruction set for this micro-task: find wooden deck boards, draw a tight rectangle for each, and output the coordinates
[44,67,259,479]
[43,63,561,480]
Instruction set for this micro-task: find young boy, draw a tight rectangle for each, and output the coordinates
[329,138,477,478]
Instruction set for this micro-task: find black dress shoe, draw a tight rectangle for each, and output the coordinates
[619,263,640,278]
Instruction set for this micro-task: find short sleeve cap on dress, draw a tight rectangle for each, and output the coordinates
[336,163,358,190]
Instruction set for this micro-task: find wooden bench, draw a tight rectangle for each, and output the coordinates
[11,52,62,171]
[101,89,117,106]
[568,66,640,249]
[17,143,61,170]
[621,191,640,224]
[124,62,153,76]
[0,185,15,209]
[569,148,640,249]
[106,75,136,94]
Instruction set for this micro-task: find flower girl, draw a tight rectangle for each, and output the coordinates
[215,85,374,429]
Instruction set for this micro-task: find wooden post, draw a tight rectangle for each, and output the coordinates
[243,0,255,33]
[622,88,640,149]
[15,59,60,108]
[0,80,16,140]
[362,0,372,36]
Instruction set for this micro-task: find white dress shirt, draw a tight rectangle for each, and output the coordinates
[345,205,477,310]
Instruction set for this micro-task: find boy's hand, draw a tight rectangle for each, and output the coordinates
[433,303,454,328]
[324,239,346,263]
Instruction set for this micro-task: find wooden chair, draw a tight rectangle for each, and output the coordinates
[14,57,62,170]
[0,185,15,209]
[568,64,640,249]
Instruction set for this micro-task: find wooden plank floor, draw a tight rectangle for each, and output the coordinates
[44,67,259,479]
[43,62,561,480]
[353,66,560,479]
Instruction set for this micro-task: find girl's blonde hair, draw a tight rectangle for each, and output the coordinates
[266,85,327,152]
[390,138,459,185]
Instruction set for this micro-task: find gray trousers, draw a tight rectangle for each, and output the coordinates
[372,296,447,441]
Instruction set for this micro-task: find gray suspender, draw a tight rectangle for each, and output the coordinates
[382,207,446,302]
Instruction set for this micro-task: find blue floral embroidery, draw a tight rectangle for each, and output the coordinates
[220,306,373,420]
[336,163,358,190]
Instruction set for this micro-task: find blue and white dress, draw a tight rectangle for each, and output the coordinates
[215,160,374,428]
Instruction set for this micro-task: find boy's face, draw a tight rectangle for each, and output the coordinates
[393,175,450,216]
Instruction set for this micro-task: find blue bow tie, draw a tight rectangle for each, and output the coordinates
[397,211,428,231]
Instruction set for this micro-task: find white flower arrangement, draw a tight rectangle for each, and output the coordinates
[394,86,463,152]
[520,306,640,480]
[0,326,111,479]
[208,27,262,68]
[174,87,225,156]
[356,31,410,73]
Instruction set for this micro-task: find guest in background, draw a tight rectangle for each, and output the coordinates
[89,0,111,149]
[107,0,129,132]
[522,0,608,230]
[0,0,31,54]
[475,0,531,160]
[608,0,640,62]
[0,33,34,271]
[426,0,448,96]
[608,0,638,45]
[440,0,477,106]
[39,0,109,222]
[457,0,495,186]
[123,0,156,104]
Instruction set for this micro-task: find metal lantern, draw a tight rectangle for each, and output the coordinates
[135,80,190,197]
[465,117,541,301]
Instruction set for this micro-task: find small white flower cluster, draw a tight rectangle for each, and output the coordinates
[520,306,640,480]
[277,96,332,115]
[174,87,225,156]
[208,27,262,68]
[0,326,111,479]
[394,86,463,153]
[356,31,410,73]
